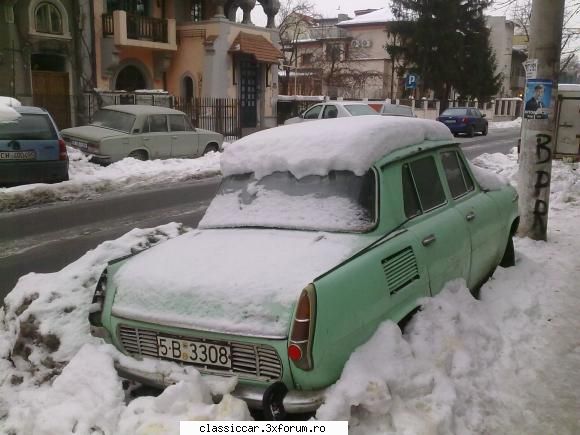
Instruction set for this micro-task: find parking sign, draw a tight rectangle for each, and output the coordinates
[405,74,417,89]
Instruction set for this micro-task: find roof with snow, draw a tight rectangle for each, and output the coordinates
[337,7,394,27]
[221,116,454,179]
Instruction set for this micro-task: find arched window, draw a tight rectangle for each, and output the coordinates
[183,76,194,99]
[191,0,203,21]
[35,2,63,34]
[115,65,147,91]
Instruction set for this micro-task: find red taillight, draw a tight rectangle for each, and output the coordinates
[288,284,316,370]
[461,117,468,124]
[58,139,68,161]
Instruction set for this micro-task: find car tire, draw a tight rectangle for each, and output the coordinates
[482,125,488,136]
[467,125,475,138]
[203,143,219,155]
[128,150,148,161]
[499,237,515,268]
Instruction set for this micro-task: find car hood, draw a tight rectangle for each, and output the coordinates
[110,228,370,338]
[61,126,126,142]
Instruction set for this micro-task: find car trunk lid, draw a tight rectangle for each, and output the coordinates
[61,125,125,152]
[0,113,60,162]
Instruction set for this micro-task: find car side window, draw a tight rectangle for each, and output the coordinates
[322,105,338,119]
[304,105,322,119]
[168,115,186,132]
[441,151,474,198]
[149,115,168,132]
[402,156,446,216]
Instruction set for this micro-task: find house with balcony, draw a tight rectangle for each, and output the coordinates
[94,0,282,133]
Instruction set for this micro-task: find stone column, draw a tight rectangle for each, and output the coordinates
[213,0,226,18]
[259,0,280,28]
[239,0,255,24]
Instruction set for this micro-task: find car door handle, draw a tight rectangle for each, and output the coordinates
[466,212,476,221]
[422,235,436,246]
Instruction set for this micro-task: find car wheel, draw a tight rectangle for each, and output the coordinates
[482,125,488,136]
[467,125,475,138]
[499,237,515,268]
[128,150,148,161]
[203,143,219,155]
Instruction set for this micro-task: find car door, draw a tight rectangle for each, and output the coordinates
[302,104,323,121]
[321,104,338,119]
[402,154,471,296]
[439,149,503,288]
[168,114,198,157]
[469,108,482,131]
[141,114,170,158]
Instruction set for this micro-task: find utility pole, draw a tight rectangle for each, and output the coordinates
[517,0,565,241]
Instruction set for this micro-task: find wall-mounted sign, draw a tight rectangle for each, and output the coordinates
[523,59,538,79]
[351,39,373,49]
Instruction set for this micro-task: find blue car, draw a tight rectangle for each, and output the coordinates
[0,106,69,185]
[436,107,488,137]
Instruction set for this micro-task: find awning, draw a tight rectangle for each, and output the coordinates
[229,32,283,64]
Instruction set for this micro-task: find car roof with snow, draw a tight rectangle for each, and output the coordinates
[14,106,51,115]
[101,105,185,115]
[221,116,455,180]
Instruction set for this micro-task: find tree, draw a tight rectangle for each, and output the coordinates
[387,0,501,108]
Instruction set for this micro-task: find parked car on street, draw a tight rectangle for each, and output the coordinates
[61,105,223,165]
[89,116,519,416]
[380,103,416,117]
[436,107,488,137]
[284,101,379,125]
[0,106,69,185]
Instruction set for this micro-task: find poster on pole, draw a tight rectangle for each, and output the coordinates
[523,59,538,79]
[523,79,553,119]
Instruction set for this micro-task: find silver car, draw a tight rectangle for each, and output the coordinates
[61,105,224,164]
[284,101,379,125]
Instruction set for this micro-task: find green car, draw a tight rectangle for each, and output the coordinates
[89,116,519,415]
[61,105,223,165]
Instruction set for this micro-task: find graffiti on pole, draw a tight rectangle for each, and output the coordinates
[532,133,552,234]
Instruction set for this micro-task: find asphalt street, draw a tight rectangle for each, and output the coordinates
[0,126,520,300]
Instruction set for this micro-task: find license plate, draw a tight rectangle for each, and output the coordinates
[444,120,456,124]
[157,336,232,368]
[71,139,88,150]
[0,151,36,160]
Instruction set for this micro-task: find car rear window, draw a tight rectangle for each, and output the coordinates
[382,105,413,116]
[91,109,135,133]
[344,105,378,116]
[0,113,57,140]
[441,108,468,116]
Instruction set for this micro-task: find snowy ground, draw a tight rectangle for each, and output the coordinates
[489,117,522,130]
[0,148,221,211]
[1,149,579,434]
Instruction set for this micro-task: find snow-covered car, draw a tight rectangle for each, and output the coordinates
[284,101,379,125]
[89,116,519,415]
[0,106,69,185]
[61,105,223,165]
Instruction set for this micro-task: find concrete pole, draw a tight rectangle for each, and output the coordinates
[517,0,565,241]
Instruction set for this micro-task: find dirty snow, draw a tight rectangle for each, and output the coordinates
[222,117,453,179]
[489,117,522,129]
[0,148,579,434]
[0,147,221,211]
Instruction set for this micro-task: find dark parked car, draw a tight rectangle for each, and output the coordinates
[437,107,488,137]
[0,106,69,185]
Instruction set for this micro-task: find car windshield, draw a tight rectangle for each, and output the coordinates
[441,108,468,116]
[344,105,378,116]
[200,170,377,232]
[90,109,135,133]
[382,105,413,116]
[0,114,57,140]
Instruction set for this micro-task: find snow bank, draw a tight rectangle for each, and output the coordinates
[0,148,221,211]
[489,117,522,129]
[222,117,453,179]
[0,104,20,123]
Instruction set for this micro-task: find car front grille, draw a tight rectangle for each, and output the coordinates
[118,325,283,381]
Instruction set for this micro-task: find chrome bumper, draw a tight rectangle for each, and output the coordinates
[115,362,326,413]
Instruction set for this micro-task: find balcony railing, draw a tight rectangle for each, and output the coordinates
[102,13,168,43]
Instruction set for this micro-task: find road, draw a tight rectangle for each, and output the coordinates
[0,127,520,299]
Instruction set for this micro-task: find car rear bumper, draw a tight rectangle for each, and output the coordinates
[0,160,68,184]
[115,359,325,413]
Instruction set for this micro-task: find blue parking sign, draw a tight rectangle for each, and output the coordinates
[405,74,417,89]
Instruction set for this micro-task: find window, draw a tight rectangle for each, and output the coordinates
[0,114,57,140]
[303,105,322,119]
[322,105,338,119]
[168,115,187,132]
[441,151,474,198]
[401,156,446,218]
[344,105,378,116]
[35,2,63,34]
[148,115,168,132]
[191,0,203,22]
[302,53,313,65]
[90,109,136,133]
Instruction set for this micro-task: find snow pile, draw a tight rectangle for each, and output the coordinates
[222,117,453,179]
[0,148,221,211]
[337,7,394,26]
[0,104,20,123]
[489,117,522,129]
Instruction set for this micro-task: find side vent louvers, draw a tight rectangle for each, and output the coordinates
[381,247,419,295]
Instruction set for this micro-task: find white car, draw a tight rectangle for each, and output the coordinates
[284,101,379,125]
